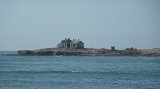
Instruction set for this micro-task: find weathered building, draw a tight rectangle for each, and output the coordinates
[70,39,84,49]
[57,38,84,49]
[57,38,72,48]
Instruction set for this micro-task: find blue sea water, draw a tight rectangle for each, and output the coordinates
[0,56,160,89]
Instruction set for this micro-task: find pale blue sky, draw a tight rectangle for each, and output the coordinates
[0,0,160,51]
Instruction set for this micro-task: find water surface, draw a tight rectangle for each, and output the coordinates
[0,56,160,89]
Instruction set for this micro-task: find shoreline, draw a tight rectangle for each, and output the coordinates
[17,48,160,57]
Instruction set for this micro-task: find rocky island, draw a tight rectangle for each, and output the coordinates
[17,38,160,56]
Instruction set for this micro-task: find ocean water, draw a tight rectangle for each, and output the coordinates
[0,56,160,89]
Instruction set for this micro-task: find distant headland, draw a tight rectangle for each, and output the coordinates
[17,38,160,56]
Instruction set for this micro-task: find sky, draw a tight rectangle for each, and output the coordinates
[0,0,160,51]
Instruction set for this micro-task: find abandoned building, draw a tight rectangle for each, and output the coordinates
[57,38,84,49]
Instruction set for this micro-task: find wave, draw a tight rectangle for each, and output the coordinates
[0,70,145,75]
[0,70,84,74]
[0,70,115,74]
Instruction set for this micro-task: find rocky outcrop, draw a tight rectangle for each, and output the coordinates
[17,48,160,56]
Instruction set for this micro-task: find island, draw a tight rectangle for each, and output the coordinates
[17,38,160,56]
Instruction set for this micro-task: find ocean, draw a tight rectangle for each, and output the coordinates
[0,56,160,89]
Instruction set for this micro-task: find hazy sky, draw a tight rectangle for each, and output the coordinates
[0,0,160,50]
